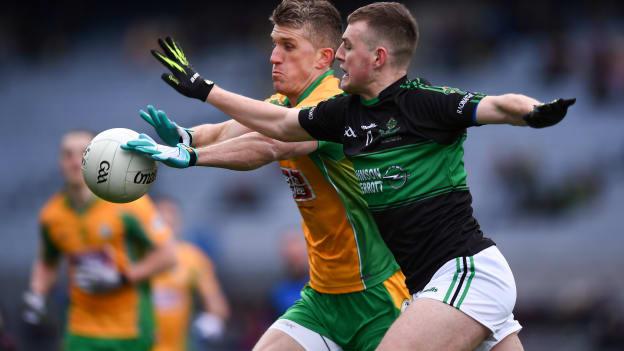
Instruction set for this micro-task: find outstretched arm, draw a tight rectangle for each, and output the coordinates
[191,120,254,147]
[151,37,312,142]
[137,105,254,148]
[476,95,575,127]
[206,86,312,142]
[195,132,318,170]
[122,132,317,170]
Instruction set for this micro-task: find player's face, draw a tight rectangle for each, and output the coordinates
[59,132,91,187]
[270,25,319,99]
[336,21,376,94]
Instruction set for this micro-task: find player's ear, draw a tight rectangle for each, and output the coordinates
[315,48,335,69]
[373,47,388,68]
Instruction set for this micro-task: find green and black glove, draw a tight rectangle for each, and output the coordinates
[523,98,576,128]
[152,37,214,102]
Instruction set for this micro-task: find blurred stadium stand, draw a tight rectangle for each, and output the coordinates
[1,0,623,350]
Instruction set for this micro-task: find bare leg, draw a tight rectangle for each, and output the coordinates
[376,298,489,351]
[491,332,523,351]
[253,328,306,351]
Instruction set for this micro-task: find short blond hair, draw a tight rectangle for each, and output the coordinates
[269,0,342,50]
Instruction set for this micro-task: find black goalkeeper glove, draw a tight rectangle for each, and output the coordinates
[523,98,576,128]
[151,36,214,102]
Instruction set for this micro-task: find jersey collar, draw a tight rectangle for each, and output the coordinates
[283,69,335,107]
[360,75,409,106]
[62,190,99,214]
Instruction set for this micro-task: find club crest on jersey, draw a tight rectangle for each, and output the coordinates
[379,117,400,137]
[281,167,316,202]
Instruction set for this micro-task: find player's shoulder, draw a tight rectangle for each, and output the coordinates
[398,77,445,95]
[179,241,213,265]
[177,241,197,253]
[399,78,481,99]
[265,93,288,106]
[39,192,67,222]
[312,74,343,99]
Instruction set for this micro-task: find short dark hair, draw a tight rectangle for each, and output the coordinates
[347,2,419,69]
[270,0,342,50]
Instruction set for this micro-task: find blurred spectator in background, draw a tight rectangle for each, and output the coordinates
[494,151,604,217]
[152,197,230,351]
[21,130,176,351]
[270,229,309,318]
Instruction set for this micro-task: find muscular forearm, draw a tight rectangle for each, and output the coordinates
[207,86,311,142]
[126,240,176,283]
[30,260,59,296]
[195,133,316,170]
[191,120,254,147]
[477,94,541,125]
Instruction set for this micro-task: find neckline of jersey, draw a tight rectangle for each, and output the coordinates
[62,190,99,214]
[359,75,409,106]
[283,69,335,107]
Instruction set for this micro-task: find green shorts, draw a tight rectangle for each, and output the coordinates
[279,270,409,351]
[63,333,152,351]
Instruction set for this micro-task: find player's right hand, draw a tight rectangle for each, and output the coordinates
[151,36,214,102]
[140,105,192,146]
[193,312,225,341]
[122,133,198,168]
[22,291,46,325]
[523,98,576,128]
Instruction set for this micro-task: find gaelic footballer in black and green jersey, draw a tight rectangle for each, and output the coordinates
[299,76,498,294]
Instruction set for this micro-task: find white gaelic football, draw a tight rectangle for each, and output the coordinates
[82,128,157,203]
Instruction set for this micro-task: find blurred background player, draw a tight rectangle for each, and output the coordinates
[270,229,308,317]
[123,1,410,350]
[151,196,230,351]
[22,130,176,351]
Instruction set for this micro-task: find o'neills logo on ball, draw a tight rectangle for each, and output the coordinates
[133,170,157,185]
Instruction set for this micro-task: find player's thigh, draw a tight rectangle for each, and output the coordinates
[253,327,305,351]
[347,270,409,351]
[254,319,341,351]
[490,332,524,351]
[376,297,489,351]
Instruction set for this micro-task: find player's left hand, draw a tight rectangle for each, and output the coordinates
[122,133,197,168]
[74,260,127,294]
[151,36,214,102]
[523,98,576,128]
[140,105,193,146]
[193,312,225,340]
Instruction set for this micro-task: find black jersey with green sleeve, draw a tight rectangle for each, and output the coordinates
[298,76,495,293]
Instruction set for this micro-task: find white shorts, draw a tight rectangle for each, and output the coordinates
[270,319,342,351]
[412,246,522,351]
